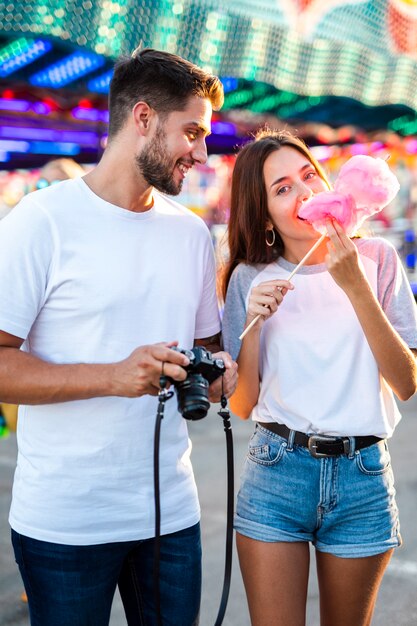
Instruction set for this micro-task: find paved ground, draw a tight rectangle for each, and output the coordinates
[1,396,416,626]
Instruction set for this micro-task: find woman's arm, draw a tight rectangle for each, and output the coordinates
[230,325,262,419]
[229,279,293,418]
[325,220,417,401]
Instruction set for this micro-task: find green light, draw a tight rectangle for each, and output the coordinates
[0,38,34,63]
[223,88,255,108]
[199,11,230,71]
[241,20,270,80]
[152,1,183,55]
[388,115,417,135]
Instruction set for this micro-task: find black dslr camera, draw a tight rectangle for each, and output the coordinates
[169,346,226,420]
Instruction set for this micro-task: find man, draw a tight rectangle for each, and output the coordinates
[0,48,237,626]
[0,158,85,435]
[0,156,86,608]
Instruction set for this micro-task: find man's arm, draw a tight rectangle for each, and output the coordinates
[194,332,222,353]
[0,330,191,404]
[194,333,238,401]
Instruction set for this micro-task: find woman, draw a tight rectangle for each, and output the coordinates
[222,129,417,626]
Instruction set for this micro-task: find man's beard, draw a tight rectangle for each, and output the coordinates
[136,124,183,196]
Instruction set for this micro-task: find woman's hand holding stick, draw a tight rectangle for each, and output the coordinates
[238,233,327,341]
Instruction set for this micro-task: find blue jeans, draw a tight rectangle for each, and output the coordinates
[12,523,201,626]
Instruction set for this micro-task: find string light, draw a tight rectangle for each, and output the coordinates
[30,51,105,88]
[0,38,52,77]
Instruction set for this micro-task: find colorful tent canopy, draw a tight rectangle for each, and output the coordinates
[0,0,417,168]
[1,0,416,110]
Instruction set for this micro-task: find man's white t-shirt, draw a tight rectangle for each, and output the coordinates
[0,178,221,545]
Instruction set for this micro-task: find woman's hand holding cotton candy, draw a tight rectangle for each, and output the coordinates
[298,155,400,235]
[324,219,367,293]
[246,279,294,328]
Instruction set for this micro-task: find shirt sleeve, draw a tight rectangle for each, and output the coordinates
[193,229,221,340]
[0,196,57,339]
[222,263,259,361]
[371,237,417,348]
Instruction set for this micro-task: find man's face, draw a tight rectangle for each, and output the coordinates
[136,96,212,196]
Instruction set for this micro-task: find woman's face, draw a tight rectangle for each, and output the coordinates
[263,146,328,244]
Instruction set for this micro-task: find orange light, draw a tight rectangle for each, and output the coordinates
[316,127,335,144]
[337,127,353,143]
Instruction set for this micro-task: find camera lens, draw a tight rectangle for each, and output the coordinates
[175,374,210,420]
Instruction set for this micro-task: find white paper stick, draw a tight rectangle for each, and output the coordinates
[238,233,327,341]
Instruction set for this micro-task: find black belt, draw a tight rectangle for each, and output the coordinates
[257,422,382,458]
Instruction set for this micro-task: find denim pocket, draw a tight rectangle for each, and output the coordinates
[355,440,391,476]
[247,430,286,466]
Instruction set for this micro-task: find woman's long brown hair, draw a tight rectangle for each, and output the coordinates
[221,129,330,300]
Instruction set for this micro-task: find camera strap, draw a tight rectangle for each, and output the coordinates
[213,387,234,626]
[153,375,174,626]
[153,375,234,626]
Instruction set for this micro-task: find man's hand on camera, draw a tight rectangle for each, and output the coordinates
[112,342,190,397]
[207,351,238,402]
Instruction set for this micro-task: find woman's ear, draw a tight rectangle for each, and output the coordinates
[132,101,155,136]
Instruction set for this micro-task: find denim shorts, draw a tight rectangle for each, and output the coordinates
[234,424,402,558]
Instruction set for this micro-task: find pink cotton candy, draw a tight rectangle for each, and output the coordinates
[298,192,357,236]
[334,155,400,211]
[298,154,400,235]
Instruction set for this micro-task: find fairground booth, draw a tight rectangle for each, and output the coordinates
[1,0,417,285]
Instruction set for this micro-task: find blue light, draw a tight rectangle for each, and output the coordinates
[36,178,50,189]
[0,98,30,112]
[72,107,109,123]
[0,138,80,156]
[0,139,30,152]
[88,69,114,94]
[32,102,52,115]
[0,125,98,146]
[220,77,238,93]
[0,39,52,77]
[211,121,236,135]
[406,253,416,270]
[29,141,80,156]
[30,52,105,88]
[0,98,51,114]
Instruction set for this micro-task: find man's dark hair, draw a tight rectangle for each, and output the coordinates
[108,48,224,139]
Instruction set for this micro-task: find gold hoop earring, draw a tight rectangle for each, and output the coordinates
[265,229,276,247]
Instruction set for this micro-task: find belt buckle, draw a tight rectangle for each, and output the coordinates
[308,434,346,458]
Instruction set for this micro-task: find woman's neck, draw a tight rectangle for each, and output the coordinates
[282,237,328,266]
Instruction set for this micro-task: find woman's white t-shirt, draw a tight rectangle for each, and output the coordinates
[223,238,417,438]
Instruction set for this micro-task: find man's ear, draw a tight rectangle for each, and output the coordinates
[132,101,155,136]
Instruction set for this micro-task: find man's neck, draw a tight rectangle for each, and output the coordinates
[83,150,154,213]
